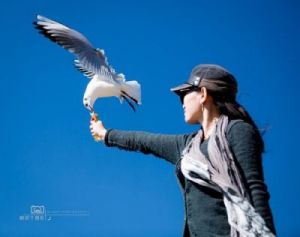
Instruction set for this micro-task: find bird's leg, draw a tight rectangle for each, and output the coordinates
[121,91,137,112]
[121,95,136,112]
[121,90,139,104]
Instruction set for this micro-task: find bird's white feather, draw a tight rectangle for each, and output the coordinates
[34,15,142,111]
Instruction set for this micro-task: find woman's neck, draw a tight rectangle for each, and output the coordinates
[200,107,221,139]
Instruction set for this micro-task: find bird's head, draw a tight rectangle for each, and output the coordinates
[83,97,94,112]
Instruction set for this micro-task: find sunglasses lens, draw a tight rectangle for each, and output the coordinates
[178,87,199,104]
[180,93,186,104]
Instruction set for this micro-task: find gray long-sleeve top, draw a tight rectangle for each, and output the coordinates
[104,119,276,236]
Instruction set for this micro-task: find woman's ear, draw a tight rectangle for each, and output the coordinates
[199,87,208,103]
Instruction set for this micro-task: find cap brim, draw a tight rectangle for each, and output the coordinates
[170,83,193,95]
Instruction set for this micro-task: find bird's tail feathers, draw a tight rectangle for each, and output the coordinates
[121,81,141,105]
[120,80,141,112]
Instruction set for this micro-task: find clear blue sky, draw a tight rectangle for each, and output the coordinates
[0,0,299,236]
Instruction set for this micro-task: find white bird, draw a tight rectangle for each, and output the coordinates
[34,15,141,112]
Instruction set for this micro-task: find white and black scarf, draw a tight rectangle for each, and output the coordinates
[180,114,275,237]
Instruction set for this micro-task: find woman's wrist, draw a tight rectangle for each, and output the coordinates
[99,129,107,141]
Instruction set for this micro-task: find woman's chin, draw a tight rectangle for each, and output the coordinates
[185,116,198,124]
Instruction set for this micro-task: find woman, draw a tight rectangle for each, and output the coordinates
[89,64,276,237]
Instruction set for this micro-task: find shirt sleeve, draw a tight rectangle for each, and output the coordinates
[226,121,276,235]
[104,129,196,165]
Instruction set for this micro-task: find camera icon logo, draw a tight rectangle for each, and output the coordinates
[30,205,45,216]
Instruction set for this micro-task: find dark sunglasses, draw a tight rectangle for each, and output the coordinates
[179,87,200,104]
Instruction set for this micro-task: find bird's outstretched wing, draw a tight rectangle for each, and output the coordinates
[34,15,118,82]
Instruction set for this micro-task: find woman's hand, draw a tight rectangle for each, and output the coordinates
[89,113,107,142]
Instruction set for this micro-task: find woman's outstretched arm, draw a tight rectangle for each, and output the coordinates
[90,117,195,165]
[105,129,195,164]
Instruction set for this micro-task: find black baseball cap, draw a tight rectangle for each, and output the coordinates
[170,64,234,95]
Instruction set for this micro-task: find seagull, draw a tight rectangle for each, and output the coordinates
[34,15,141,112]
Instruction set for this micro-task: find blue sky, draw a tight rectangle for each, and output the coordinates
[0,0,299,236]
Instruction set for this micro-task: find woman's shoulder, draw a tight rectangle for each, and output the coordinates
[225,119,263,163]
[227,119,256,132]
[226,119,259,143]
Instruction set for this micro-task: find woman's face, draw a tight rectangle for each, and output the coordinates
[182,90,203,124]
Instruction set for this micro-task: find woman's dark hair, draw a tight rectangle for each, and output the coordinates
[195,67,266,153]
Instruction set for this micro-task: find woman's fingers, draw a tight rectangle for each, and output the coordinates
[89,118,107,142]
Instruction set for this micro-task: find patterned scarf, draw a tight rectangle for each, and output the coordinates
[180,114,275,237]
